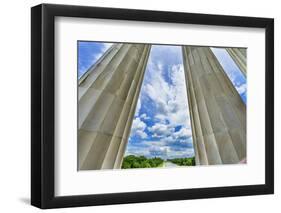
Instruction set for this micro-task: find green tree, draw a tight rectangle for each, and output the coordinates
[168,157,195,166]
[121,155,164,169]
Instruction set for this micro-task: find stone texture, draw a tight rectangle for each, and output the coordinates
[182,46,246,165]
[226,47,247,76]
[78,44,151,170]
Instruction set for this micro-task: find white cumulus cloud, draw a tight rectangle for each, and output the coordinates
[130,117,147,139]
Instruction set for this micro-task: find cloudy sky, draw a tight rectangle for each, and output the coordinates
[78,41,247,160]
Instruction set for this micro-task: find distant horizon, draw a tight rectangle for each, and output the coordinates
[123,153,195,160]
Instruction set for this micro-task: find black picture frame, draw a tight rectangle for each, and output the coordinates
[31,3,274,209]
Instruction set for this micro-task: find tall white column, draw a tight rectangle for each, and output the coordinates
[78,44,151,170]
[182,46,246,165]
[226,47,247,76]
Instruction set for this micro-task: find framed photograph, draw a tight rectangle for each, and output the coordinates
[31,3,274,209]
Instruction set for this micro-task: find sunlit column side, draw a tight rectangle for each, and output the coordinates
[182,46,246,165]
[226,47,247,77]
[78,43,151,170]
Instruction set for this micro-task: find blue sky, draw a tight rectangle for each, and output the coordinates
[211,48,247,103]
[78,41,112,78]
[78,42,247,160]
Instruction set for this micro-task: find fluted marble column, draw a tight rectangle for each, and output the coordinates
[182,46,246,165]
[78,43,151,170]
[226,47,247,76]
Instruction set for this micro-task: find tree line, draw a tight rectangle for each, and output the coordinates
[167,157,195,166]
[121,155,195,169]
[122,155,164,169]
